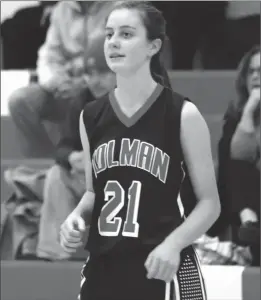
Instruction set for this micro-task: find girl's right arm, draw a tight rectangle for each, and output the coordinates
[72,110,95,224]
[230,88,260,161]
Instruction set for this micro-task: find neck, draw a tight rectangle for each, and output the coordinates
[115,62,158,108]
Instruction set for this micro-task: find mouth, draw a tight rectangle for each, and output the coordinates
[252,82,260,89]
[109,53,125,59]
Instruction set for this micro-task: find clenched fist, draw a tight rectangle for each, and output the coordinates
[60,212,86,253]
[145,240,181,283]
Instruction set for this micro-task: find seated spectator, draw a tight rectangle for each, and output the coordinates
[35,1,118,261]
[217,46,260,265]
[1,1,57,69]
[36,89,91,261]
[7,1,116,158]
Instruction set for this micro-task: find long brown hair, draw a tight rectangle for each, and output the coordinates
[226,45,260,121]
[106,1,172,90]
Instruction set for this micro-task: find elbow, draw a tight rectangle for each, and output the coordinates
[87,189,95,197]
[86,189,96,202]
[212,196,221,223]
[230,148,246,161]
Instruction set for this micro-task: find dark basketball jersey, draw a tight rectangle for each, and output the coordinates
[82,84,190,256]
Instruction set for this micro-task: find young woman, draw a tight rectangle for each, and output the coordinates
[217,46,260,265]
[60,2,220,299]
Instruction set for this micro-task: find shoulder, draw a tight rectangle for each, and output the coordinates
[164,88,191,108]
[181,101,200,119]
[163,88,194,119]
[181,101,209,139]
[51,1,80,22]
[163,88,199,119]
[83,93,109,116]
[82,93,110,129]
[164,88,207,131]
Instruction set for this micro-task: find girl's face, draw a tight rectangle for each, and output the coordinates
[104,9,159,76]
[246,52,260,94]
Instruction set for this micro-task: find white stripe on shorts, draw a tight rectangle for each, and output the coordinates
[165,280,176,300]
[78,256,90,300]
[165,282,171,300]
[173,275,181,300]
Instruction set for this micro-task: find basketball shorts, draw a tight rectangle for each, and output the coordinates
[79,247,207,300]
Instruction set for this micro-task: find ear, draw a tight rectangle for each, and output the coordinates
[148,38,162,57]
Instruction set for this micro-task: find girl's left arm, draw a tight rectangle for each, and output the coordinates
[165,101,221,251]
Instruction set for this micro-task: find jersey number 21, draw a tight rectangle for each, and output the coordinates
[98,180,142,237]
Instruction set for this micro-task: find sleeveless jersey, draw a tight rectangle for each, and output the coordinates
[82,84,190,256]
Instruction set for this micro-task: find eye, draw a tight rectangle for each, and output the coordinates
[248,67,261,75]
[106,32,113,39]
[122,32,133,39]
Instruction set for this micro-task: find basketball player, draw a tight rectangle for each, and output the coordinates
[60,2,220,299]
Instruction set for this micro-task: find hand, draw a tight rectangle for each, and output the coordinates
[54,77,88,100]
[86,71,116,98]
[240,208,258,224]
[53,79,73,100]
[69,151,84,173]
[144,240,181,282]
[60,212,86,253]
[244,88,260,116]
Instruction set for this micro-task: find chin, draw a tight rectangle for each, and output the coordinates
[109,64,132,76]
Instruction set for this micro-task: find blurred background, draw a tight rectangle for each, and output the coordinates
[1,1,260,300]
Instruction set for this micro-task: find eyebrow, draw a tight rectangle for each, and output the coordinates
[105,25,136,30]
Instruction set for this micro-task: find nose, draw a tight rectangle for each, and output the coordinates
[251,71,260,86]
[108,36,120,49]
[251,67,260,78]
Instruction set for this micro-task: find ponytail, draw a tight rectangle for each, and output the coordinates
[151,52,172,91]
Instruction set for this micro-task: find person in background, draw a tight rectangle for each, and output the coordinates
[217,46,260,265]
[36,90,89,261]
[7,1,116,158]
[34,1,118,261]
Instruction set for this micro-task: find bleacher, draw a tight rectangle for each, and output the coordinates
[1,70,260,300]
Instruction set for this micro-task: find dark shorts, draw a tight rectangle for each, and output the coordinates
[79,247,207,300]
